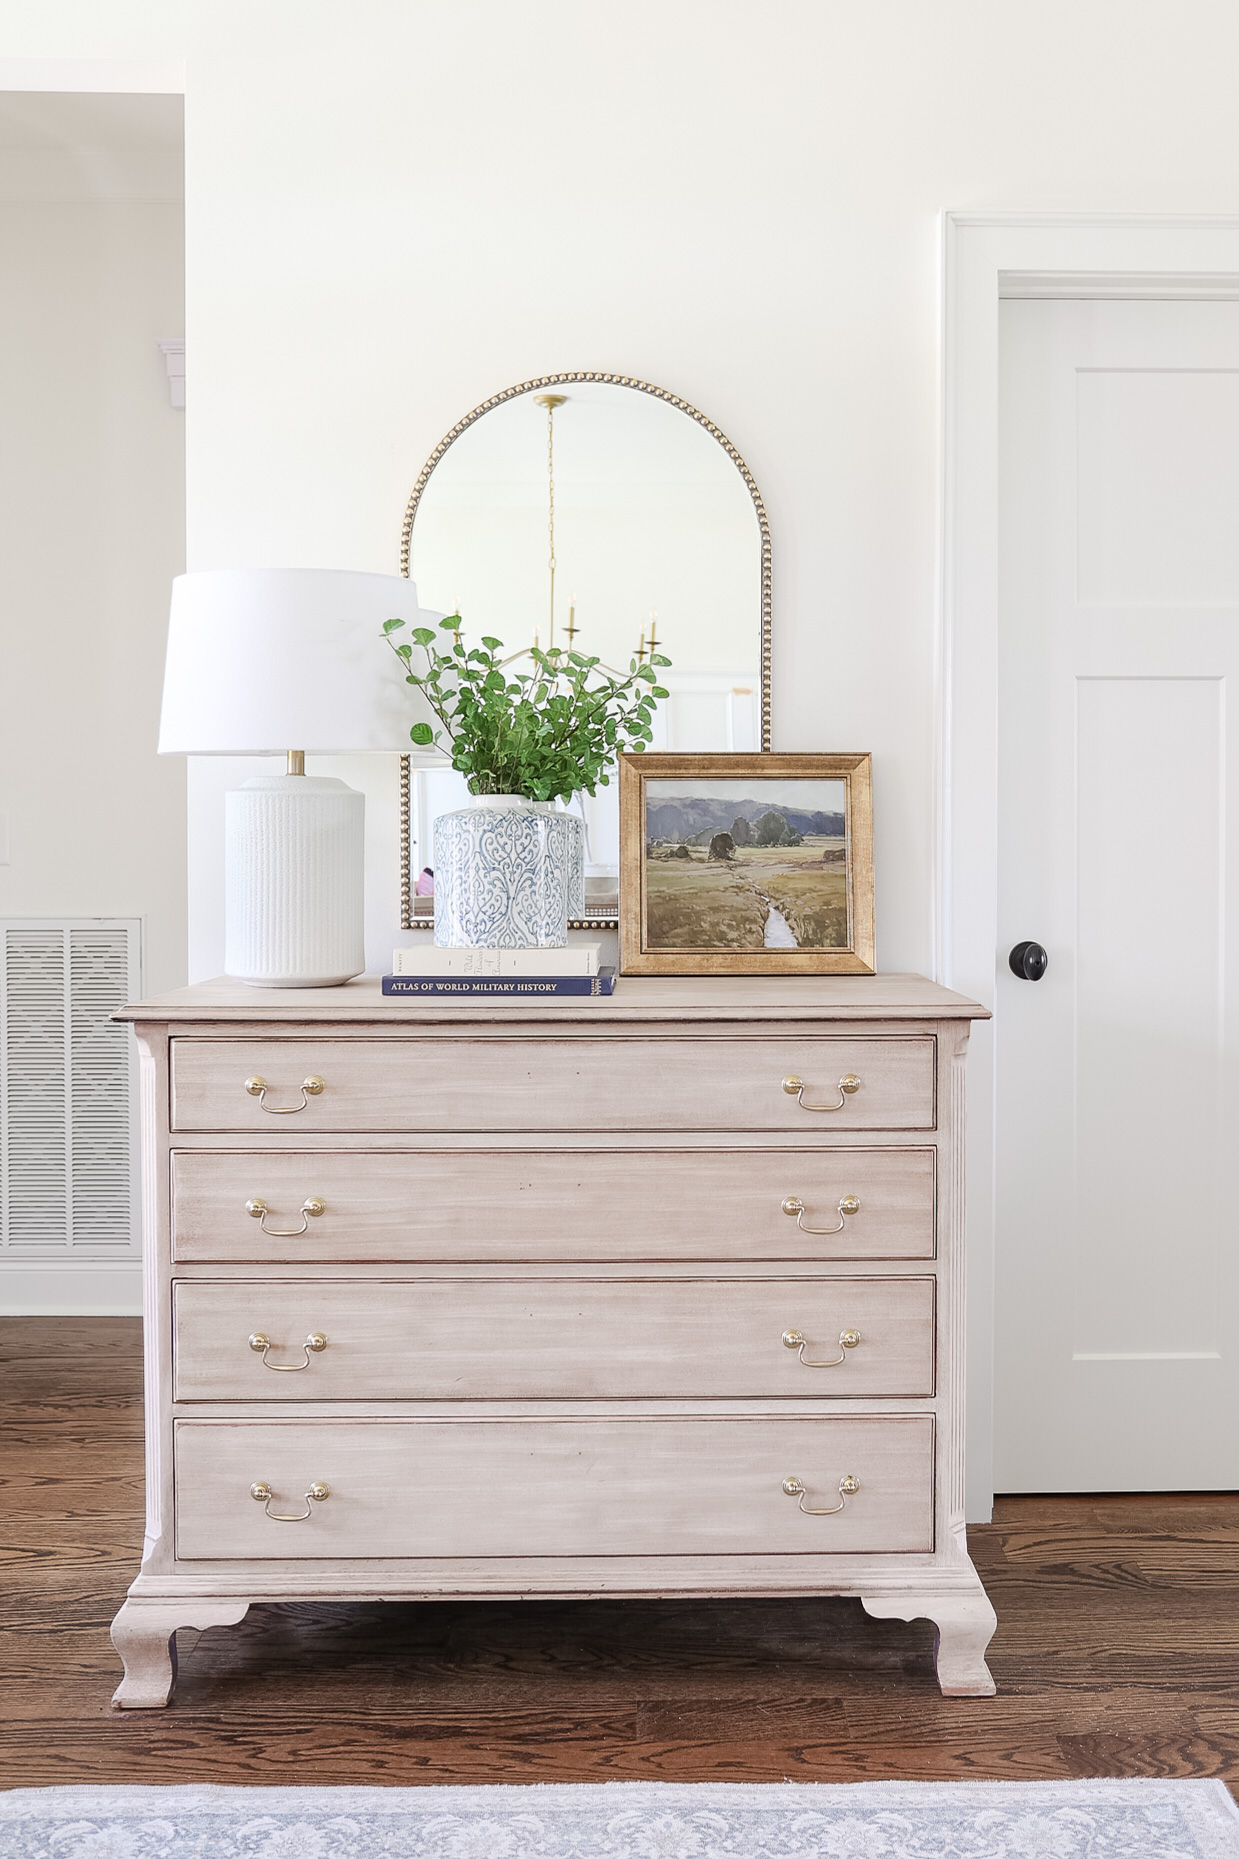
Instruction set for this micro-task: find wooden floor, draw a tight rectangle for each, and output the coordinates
[5,1316,1239,1790]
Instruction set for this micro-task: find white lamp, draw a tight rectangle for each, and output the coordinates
[159,568,445,986]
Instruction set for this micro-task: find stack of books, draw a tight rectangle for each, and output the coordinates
[383,942,616,998]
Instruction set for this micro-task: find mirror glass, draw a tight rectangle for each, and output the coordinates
[402,376,768,922]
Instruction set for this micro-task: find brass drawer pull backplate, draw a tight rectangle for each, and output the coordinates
[244,1075,325,1115]
[782,1473,861,1515]
[782,1327,862,1367]
[250,1480,330,1521]
[245,1196,326,1236]
[782,1073,861,1113]
[781,1193,861,1234]
[248,1331,328,1371]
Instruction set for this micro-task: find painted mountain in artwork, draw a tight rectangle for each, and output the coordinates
[645,796,845,840]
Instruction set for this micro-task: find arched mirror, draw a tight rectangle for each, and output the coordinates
[399,372,770,927]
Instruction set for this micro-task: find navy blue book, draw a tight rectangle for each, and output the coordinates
[381,967,617,1000]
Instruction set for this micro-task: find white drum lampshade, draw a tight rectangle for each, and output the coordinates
[159,568,446,987]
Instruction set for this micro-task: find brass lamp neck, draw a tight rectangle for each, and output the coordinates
[287,750,305,776]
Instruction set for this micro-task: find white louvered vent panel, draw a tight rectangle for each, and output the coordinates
[2,931,66,1248]
[1,920,140,1256]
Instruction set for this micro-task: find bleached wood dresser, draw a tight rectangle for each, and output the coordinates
[110,972,996,1705]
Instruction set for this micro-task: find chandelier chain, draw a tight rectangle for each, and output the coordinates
[546,400,557,649]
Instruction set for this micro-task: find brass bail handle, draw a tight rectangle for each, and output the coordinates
[782,1473,861,1515]
[248,1331,328,1371]
[244,1075,325,1115]
[250,1480,330,1522]
[782,1327,862,1367]
[782,1073,861,1113]
[245,1196,327,1236]
[781,1193,861,1235]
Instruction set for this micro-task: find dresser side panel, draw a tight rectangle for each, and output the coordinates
[133,1024,173,1570]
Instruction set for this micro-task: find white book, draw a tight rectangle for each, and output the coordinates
[391,943,602,978]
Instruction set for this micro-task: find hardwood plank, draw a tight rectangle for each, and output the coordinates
[1090,1497,1239,1527]
[839,1694,1204,1735]
[1000,1527,1239,1561]
[636,1697,854,1740]
[994,1492,1239,1521]
[990,1496,1105,1524]
[0,1713,643,1789]
[0,1395,144,1428]
[0,1479,143,1524]
[994,1667,1239,1697]
[628,1725,1077,1783]
[0,1316,141,1362]
[0,1540,142,1572]
[987,1542,1239,1592]
[0,1585,134,1629]
[1057,1731,1239,1780]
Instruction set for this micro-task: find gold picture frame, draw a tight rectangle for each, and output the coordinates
[619,752,875,975]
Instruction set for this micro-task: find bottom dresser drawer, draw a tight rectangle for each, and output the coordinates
[174,1416,933,1559]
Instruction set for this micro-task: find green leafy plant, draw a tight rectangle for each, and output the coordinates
[382,613,671,803]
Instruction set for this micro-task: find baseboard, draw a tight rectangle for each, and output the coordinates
[0,1259,143,1315]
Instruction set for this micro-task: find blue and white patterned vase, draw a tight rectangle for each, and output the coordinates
[433,795,571,948]
[536,802,585,918]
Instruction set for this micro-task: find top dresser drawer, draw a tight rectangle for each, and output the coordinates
[170,1036,936,1133]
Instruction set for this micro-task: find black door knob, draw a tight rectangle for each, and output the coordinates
[1009,940,1048,981]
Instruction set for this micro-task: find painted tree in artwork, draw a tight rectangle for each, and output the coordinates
[755,810,803,847]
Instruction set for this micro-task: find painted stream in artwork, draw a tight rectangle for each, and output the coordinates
[748,885,798,948]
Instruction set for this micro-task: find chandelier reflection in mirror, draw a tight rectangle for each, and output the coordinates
[399,373,770,929]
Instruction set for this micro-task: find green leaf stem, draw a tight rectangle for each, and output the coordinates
[383,611,673,802]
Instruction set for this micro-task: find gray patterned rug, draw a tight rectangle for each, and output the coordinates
[1,1780,1237,1858]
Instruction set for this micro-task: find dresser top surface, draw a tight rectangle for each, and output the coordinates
[117,972,989,1026]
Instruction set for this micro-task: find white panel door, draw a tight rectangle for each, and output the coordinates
[996,298,1239,1490]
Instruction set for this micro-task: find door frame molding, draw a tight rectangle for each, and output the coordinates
[939,214,1239,1520]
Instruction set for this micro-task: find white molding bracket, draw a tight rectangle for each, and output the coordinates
[157,338,184,409]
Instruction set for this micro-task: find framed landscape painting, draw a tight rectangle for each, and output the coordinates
[618,752,875,975]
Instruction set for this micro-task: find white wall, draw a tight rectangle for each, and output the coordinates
[0,95,185,997]
[178,0,1239,978]
[0,90,184,1315]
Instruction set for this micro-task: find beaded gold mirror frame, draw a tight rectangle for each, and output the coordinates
[398,371,772,930]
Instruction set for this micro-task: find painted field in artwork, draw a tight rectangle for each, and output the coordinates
[645,840,848,951]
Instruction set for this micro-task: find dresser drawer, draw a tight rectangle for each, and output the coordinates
[171,1147,936,1264]
[174,1415,933,1558]
[169,1036,935,1133]
[172,1275,935,1401]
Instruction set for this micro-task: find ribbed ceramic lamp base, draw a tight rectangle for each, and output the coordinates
[224,775,365,987]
